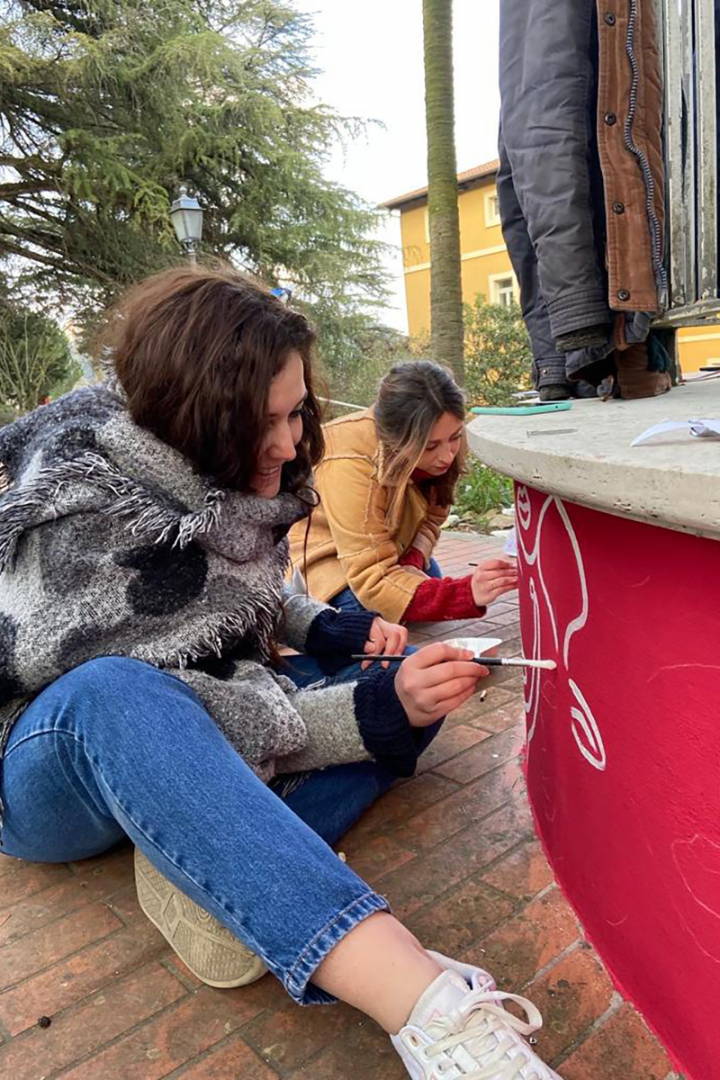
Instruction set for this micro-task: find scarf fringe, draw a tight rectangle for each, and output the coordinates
[0,452,226,572]
[156,588,282,669]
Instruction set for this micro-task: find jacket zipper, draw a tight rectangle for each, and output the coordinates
[623,0,669,308]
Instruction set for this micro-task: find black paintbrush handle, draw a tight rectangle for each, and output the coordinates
[351,654,501,666]
[350,655,556,671]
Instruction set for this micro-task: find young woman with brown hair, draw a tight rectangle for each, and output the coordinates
[289,360,518,626]
[0,267,559,1080]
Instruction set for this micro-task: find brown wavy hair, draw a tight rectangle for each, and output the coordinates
[374,360,467,529]
[96,263,324,494]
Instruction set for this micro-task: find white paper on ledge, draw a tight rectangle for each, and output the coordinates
[631,418,720,447]
[503,525,518,557]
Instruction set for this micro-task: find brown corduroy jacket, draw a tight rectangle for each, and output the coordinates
[597,0,665,328]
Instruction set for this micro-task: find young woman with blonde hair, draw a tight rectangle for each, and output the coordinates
[289,360,518,625]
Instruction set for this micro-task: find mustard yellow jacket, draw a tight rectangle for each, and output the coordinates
[288,410,450,624]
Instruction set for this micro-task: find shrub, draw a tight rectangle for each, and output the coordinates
[464,295,532,407]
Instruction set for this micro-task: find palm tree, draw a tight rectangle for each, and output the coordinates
[422,0,464,384]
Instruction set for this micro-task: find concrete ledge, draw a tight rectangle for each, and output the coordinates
[467,379,720,542]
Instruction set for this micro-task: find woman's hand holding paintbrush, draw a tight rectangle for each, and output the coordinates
[388,643,493,728]
[353,644,556,729]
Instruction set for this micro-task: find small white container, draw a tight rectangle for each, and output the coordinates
[445,636,502,658]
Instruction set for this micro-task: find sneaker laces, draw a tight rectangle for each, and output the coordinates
[424,989,545,1080]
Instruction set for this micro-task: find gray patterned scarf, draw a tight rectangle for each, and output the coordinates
[0,383,317,786]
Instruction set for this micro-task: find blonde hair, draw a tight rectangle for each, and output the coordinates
[374,361,467,529]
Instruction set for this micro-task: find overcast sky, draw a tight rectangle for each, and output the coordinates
[292,0,501,332]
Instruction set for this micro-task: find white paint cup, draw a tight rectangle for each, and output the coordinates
[445,636,503,658]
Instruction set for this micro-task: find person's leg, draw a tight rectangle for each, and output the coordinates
[279,652,366,688]
[326,584,370,615]
[276,713,440,847]
[1,695,127,864]
[281,644,417,691]
[426,556,443,579]
[0,658,391,1004]
[278,651,440,847]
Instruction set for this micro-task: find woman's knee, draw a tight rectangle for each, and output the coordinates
[39,658,205,743]
[56,657,191,705]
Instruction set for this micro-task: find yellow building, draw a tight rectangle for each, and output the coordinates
[382,159,719,375]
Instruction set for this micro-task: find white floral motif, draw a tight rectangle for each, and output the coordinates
[516,486,606,772]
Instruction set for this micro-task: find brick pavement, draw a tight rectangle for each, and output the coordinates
[0,532,680,1079]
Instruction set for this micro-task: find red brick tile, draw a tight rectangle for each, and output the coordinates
[447,685,518,725]
[0,859,74,908]
[340,772,458,849]
[159,967,283,1018]
[473,699,528,736]
[496,636,524,656]
[103,883,149,925]
[462,887,580,992]
[0,901,123,989]
[482,841,554,902]
[59,986,262,1080]
[0,918,168,1035]
[416,724,490,770]
[485,666,524,689]
[288,1018,405,1079]
[434,725,526,784]
[340,834,416,885]
[524,948,615,1062]
[0,855,135,948]
[380,800,534,920]
[486,599,516,614]
[0,853,25,881]
[559,1003,676,1080]
[0,964,187,1080]
[243,997,358,1073]
[162,954,205,987]
[442,616,490,633]
[394,758,525,853]
[488,612,521,630]
[408,879,515,957]
[211,971,285,1014]
[418,618,482,641]
[179,1035,277,1078]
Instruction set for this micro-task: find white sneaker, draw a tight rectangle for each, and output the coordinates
[391,951,561,1080]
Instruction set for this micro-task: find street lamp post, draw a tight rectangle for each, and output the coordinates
[170,186,204,265]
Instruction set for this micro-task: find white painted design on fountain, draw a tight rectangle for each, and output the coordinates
[516,485,606,771]
[569,679,606,771]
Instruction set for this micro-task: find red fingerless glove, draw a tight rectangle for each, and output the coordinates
[403,575,486,622]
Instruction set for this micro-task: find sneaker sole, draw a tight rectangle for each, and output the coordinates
[134,848,267,988]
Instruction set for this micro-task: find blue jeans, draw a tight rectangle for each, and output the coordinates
[0,657,437,1005]
[331,556,443,615]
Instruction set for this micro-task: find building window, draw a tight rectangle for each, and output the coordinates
[490,273,518,308]
[485,190,501,227]
[424,208,430,243]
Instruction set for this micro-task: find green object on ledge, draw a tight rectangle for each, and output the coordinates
[471,402,573,416]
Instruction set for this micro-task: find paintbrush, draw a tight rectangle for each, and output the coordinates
[351,655,557,671]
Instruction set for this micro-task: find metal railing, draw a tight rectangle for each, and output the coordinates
[657,0,719,326]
